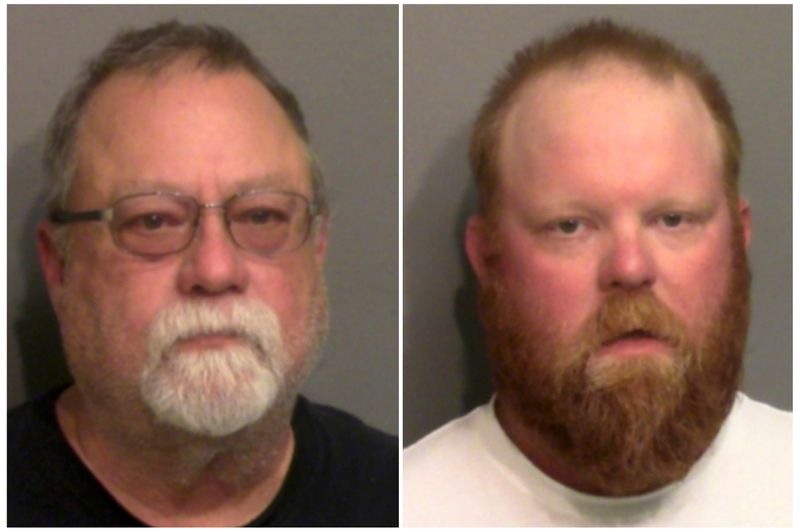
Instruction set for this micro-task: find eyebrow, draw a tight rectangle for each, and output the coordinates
[517,194,721,223]
[646,196,720,213]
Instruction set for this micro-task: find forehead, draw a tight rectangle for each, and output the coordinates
[497,60,724,194]
[73,61,310,202]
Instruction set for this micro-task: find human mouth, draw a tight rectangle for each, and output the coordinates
[173,332,246,352]
[595,329,670,358]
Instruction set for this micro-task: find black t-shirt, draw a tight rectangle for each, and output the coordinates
[8,387,398,526]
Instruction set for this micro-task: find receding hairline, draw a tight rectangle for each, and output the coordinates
[477,52,736,220]
[75,56,303,145]
[470,19,743,223]
[69,58,315,203]
[497,56,725,177]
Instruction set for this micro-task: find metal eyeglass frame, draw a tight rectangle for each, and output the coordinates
[49,189,320,259]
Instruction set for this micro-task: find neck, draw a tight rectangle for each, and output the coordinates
[56,385,296,526]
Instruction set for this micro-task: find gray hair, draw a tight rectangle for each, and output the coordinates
[44,20,328,217]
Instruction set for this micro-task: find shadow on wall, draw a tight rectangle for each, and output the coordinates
[454,186,493,411]
[403,121,493,443]
[11,136,71,404]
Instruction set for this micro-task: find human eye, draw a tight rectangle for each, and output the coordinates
[236,207,289,226]
[115,196,190,234]
[123,212,184,232]
[656,212,696,230]
[541,218,589,237]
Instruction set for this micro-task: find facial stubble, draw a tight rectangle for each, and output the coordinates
[141,279,329,439]
[480,226,750,495]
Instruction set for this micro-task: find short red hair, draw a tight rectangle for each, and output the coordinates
[470,19,741,218]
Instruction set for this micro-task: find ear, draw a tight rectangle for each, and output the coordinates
[36,220,67,301]
[465,214,493,287]
[737,198,752,251]
[312,215,329,267]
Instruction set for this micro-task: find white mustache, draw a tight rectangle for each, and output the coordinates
[141,299,288,436]
[147,300,284,366]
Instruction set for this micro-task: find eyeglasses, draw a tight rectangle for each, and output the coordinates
[49,190,320,259]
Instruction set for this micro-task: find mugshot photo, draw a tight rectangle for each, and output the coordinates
[5,2,792,528]
[8,5,398,526]
[403,4,790,527]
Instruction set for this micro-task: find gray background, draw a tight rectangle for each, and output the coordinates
[404,5,791,445]
[8,5,398,435]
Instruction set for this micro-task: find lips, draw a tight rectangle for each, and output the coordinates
[173,332,244,351]
[603,329,659,346]
[593,328,674,359]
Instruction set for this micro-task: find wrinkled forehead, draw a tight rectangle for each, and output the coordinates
[71,63,312,204]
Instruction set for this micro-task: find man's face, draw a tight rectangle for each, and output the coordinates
[467,62,751,494]
[40,63,328,437]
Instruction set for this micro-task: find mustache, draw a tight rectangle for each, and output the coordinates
[147,300,283,360]
[580,289,689,354]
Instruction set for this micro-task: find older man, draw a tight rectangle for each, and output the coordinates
[9,21,397,526]
[404,20,790,526]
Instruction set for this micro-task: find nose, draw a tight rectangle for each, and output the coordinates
[177,211,249,296]
[598,226,656,292]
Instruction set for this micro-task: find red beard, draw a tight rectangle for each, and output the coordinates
[479,227,750,495]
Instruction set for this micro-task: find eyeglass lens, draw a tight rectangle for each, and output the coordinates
[109,192,310,257]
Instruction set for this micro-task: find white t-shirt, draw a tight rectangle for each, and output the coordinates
[403,393,791,527]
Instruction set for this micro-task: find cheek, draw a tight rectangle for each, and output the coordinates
[246,254,322,349]
[61,248,177,371]
[657,238,733,336]
[98,267,174,330]
[496,241,599,337]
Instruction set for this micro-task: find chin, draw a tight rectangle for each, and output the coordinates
[140,346,285,438]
